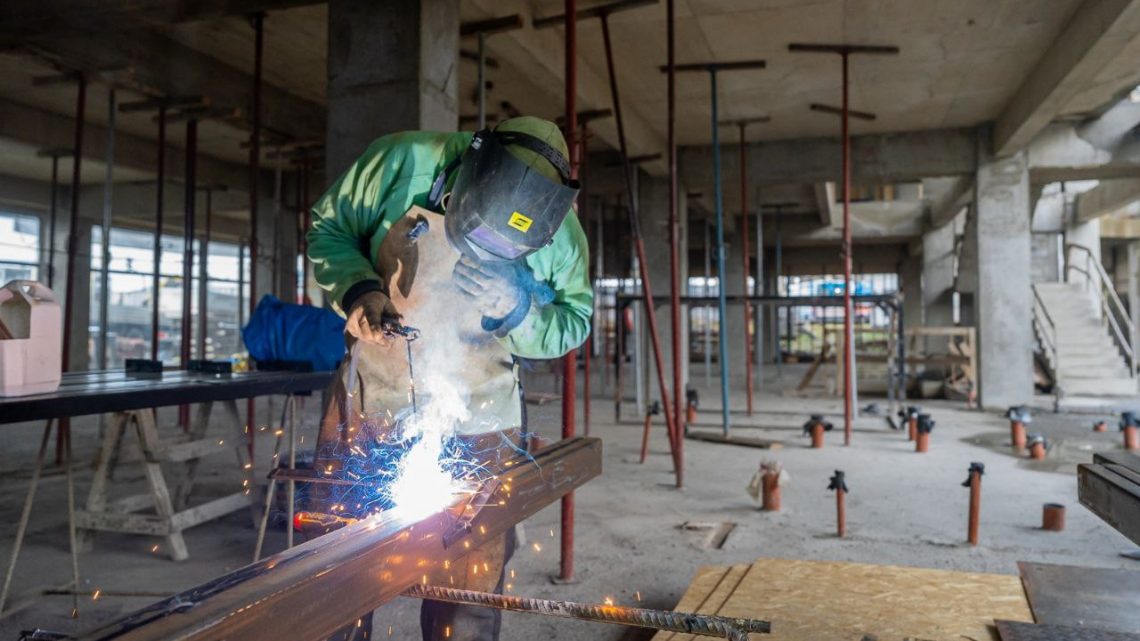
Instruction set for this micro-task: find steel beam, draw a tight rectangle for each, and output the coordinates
[73,437,602,641]
[1078,450,1140,546]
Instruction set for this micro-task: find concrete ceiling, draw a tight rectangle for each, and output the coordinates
[3,0,1140,241]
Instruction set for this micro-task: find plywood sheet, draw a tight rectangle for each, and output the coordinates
[656,558,1032,641]
[1019,562,1140,635]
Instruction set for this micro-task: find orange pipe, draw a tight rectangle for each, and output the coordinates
[1010,420,1026,449]
[761,473,781,512]
[915,430,929,453]
[1125,425,1139,450]
[967,468,981,545]
[810,423,825,449]
[1042,503,1065,532]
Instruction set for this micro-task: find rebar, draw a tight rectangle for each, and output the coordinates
[403,585,771,640]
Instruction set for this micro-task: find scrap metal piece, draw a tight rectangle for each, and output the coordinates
[1078,451,1140,546]
[73,437,603,641]
[996,620,1140,641]
[403,585,770,640]
[1018,561,1140,635]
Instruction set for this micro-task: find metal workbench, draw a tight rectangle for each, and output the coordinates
[0,369,333,425]
[0,367,335,616]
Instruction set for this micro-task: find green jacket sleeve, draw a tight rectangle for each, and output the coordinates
[307,132,470,315]
[498,211,593,359]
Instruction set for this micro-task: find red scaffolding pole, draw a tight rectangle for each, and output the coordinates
[559,0,578,584]
[247,13,264,454]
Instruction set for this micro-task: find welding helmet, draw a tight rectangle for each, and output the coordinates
[435,117,579,262]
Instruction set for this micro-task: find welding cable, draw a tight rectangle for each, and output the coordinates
[402,585,770,640]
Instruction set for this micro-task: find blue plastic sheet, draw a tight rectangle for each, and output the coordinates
[242,295,345,371]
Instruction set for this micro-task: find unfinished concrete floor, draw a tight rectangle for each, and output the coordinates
[1,364,1137,640]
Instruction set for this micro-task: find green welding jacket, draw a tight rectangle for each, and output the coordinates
[307,130,593,359]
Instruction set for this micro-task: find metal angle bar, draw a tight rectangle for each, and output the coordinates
[787,43,899,55]
[663,60,766,73]
[1078,461,1140,546]
[533,0,657,28]
[73,437,603,641]
[403,585,771,640]
[810,103,875,121]
[460,14,524,37]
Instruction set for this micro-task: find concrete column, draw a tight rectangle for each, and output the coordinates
[973,134,1032,408]
[636,172,688,407]
[921,223,956,327]
[326,0,459,181]
[899,255,923,332]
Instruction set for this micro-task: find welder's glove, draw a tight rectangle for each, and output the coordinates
[453,256,528,321]
[344,290,401,347]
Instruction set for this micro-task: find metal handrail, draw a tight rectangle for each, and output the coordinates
[1031,285,1058,374]
[1065,243,1136,374]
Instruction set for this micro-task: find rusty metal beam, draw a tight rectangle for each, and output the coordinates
[73,437,603,641]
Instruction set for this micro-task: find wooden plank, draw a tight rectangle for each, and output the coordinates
[74,510,170,536]
[107,493,154,514]
[684,431,783,449]
[659,558,1030,641]
[171,492,253,531]
[1019,562,1140,635]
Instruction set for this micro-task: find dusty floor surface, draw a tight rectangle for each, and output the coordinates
[1,364,1137,640]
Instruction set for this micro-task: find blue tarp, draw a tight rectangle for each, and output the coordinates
[242,295,345,371]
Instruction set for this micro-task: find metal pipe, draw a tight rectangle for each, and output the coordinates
[46,153,61,288]
[580,122,592,437]
[301,154,312,304]
[60,74,85,374]
[666,0,684,465]
[704,221,711,386]
[560,0,578,583]
[601,13,681,484]
[57,75,85,465]
[477,32,486,129]
[247,12,264,456]
[403,585,770,640]
[841,51,853,446]
[180,119,197,371]
[238,241,246,329]
[97,88,115,371]
[709,70,731,436]
[151,106,166,362]
[738,122,753,415]
[198,187,211,358]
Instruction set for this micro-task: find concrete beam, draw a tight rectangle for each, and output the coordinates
[924,176,972,230]
[814,182,835,226]
[759,201,924,248]
[1100,216,1140,237]
[25,29,325,142]
[994,0,1140,156]
[1075,177,1140,222]
[0,1,321,43]
[680,127,978,193]
[1028,121,1140,182]
[0,98,250,189]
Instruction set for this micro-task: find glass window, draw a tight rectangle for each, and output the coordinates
[90,226,248,370]
[0,212,41,284]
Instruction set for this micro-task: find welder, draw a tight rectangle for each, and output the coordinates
[306,116,592,641]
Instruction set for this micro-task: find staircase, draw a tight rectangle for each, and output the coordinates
[1034,281,1136,396]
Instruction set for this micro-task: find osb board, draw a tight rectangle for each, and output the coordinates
[654,559,1032,641]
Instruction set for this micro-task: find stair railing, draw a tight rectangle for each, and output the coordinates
[1065,243,1136,376]
[1031,284,1059,381]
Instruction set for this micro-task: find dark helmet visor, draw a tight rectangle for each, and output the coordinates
[445,130,580,262]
